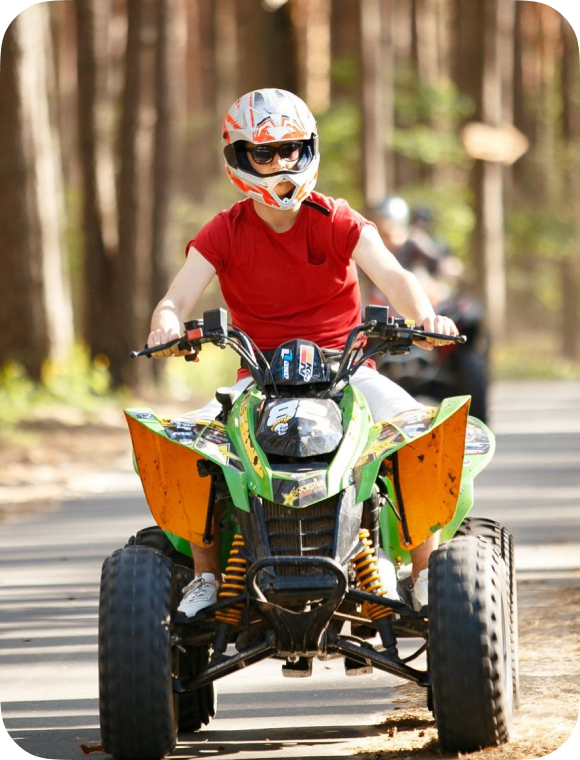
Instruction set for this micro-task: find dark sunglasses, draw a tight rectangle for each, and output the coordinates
[246,142,304,165]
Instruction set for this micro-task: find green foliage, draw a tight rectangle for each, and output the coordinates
[387,66,476,259]
[0,345,114,428]
[395,67,474,126]
[161,344,240,405]
[315,101,363,208]
[511,211,578,260]
[493,341,580,381]
[392,67,472,166]
[42,346,111,399]
[506,206,579,315]
[392,126,465,166]
[330,56,358,88]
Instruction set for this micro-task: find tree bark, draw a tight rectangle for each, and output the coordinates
[330,0,360,103]
[559,14,579,361]
[360,0,386,210]
[235,0,298,95]
[113,0,157,388]
[291,0,331,113]
[183,0,218,201]
[0,4,74,377]
[151,0,178,298]
[150,0,181,381]
[0,19,47,379]
[454,0,510,344]
[75,0,119,360]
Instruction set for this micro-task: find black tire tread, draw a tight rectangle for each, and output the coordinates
[178,646,216,733]
[453,348,488,422]
[429,536,513,752]
[125,525,193,568]
[455,517,520,708]
[125,526,216,732]
[99,546,176,760]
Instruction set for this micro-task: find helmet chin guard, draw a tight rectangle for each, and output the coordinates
[222,89,319,210]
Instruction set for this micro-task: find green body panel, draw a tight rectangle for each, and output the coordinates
[126,391,495,568]
[329,385,373,491]
[226,388,273,502]
[163,525,238,567]
[225,384,373,508]
[163,530,191,558]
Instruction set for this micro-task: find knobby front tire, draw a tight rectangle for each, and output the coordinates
[99,546,177,760]
[428,536,514,752]
[455,516,520,708]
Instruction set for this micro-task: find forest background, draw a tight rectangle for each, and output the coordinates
[0,0,579,420]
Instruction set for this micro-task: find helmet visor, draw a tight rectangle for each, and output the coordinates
[246,141,304,165]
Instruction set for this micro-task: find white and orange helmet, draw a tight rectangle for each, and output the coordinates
[222,89,319,210]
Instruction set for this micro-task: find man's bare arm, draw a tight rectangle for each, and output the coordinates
[353,225,458,346]
[148,247,216,357]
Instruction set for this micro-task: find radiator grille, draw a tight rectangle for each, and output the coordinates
[262,497,338,567]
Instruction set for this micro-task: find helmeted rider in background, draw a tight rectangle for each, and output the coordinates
[147,88,459,616]
[371,196,456,308]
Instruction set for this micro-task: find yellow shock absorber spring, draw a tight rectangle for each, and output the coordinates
[215,534,246,627]
[352,529,392,621]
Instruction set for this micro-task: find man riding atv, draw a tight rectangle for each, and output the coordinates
[146,88,459,616]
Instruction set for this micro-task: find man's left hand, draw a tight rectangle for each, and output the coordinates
[416,314,459,351]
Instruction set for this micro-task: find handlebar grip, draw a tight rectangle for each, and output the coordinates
[414,331,467,344]
[130,335,189,359]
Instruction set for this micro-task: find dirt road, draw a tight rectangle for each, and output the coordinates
[354,579,580,760]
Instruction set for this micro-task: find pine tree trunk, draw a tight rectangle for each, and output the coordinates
[235,0,298,94]
[75,0,119,360]
[150,0,181,382]
[113,0,157,388]
[330,0,360,103]
[559,15,579,361]
[18,3,74,364]
[0,19,47,380]
[183,0,218,202]
[454,0,509,344]
[360,0,386,210]
[0,4,73,377]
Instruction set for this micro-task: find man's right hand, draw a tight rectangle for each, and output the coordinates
[146,327,181,358]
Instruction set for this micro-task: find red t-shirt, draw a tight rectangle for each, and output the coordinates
[186,192,373,351]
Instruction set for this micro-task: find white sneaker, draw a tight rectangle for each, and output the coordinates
[411,568,429,611]
[377,548,400,600]
[177,573,219,617]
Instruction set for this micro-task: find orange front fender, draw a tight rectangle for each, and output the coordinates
[125,413,212,546]
[392,399,469,549]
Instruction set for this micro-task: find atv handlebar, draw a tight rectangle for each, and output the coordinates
[129,337,191,360]
[130,306,466,397]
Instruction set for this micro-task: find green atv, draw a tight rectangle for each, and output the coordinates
[98,305,519,759]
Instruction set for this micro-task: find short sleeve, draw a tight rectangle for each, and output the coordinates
[184,212,230,273]
[331,198,376,261]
